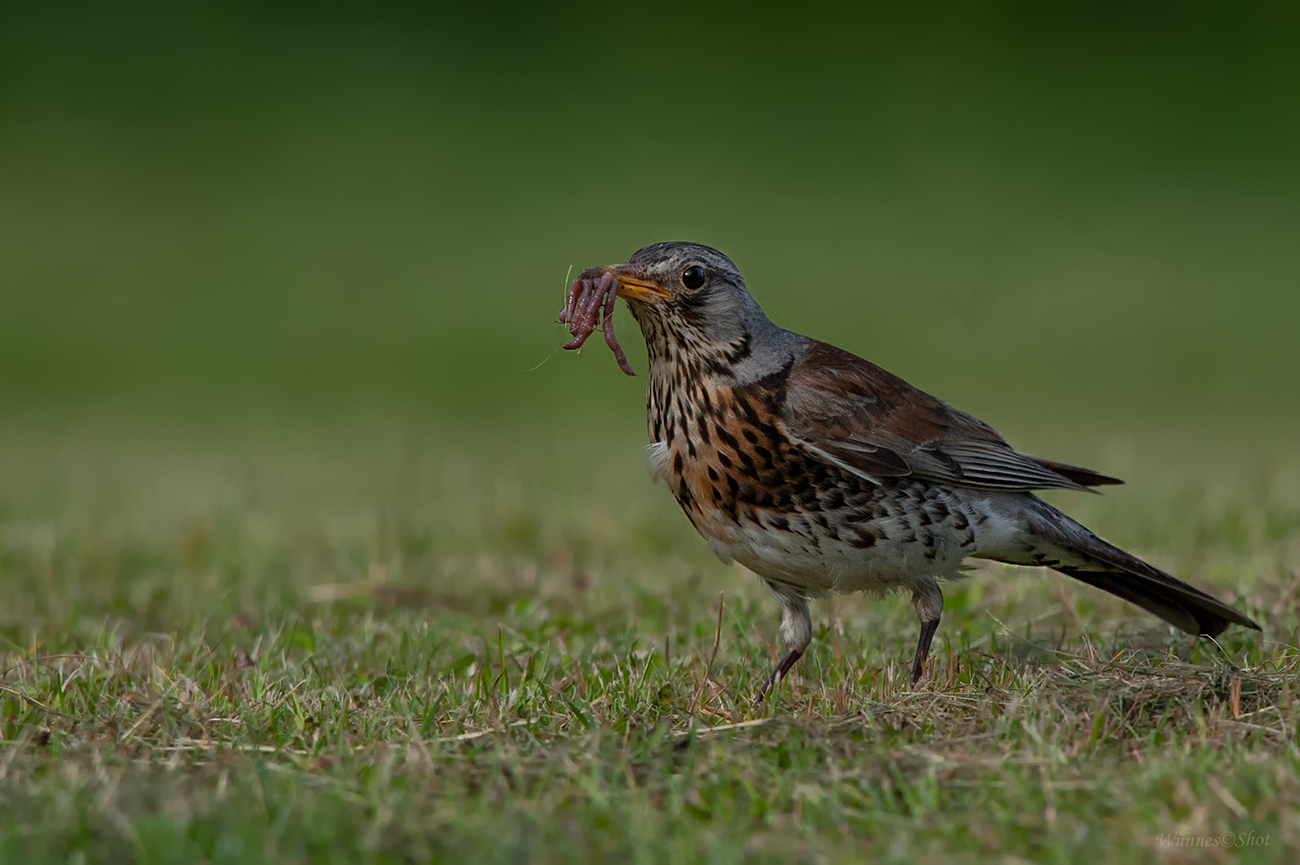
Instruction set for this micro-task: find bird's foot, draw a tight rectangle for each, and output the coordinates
[754,647,804,703]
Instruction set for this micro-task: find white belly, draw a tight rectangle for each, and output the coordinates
[702,491,1026,599]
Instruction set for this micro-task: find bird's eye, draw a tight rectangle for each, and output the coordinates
[681,266,706,290]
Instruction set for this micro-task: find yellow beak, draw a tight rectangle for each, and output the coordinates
[615,275,672,303]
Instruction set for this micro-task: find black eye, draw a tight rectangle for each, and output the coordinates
[681,266,706,290]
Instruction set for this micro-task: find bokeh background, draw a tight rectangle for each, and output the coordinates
[4,2,1298,426]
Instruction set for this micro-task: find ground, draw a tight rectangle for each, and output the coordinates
[1,417,1296,863]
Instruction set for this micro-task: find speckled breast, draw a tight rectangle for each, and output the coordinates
[647,363,983,592]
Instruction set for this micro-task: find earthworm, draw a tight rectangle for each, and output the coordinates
[558,271,635,376]
[600,276,633,375]
[573,274,605,339]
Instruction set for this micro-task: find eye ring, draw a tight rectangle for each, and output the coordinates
[681,265,706,290]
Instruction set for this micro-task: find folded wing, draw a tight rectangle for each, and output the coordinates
[782,341,1122,493]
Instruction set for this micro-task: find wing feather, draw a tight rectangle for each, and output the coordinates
[780,341,1122,493]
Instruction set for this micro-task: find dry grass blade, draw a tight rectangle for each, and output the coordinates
[689,592,725,719]
[672,719,770,740]
[434,719,533,743]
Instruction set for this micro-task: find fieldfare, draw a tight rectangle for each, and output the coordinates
[564,242,1260,699]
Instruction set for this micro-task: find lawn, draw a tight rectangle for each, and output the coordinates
[2,416,1297,863]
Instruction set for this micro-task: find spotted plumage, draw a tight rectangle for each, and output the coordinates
[578,241,1259,698]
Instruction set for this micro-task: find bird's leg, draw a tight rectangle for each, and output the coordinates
[910,580,944,684]
[755,582,811,703]
[756,647,803,702]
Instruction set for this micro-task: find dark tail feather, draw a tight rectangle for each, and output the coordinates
[1054,566,1255,637]
[1027,456,1124,489]
[1013,499,1260,637]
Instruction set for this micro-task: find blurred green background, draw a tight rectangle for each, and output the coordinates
[1,1,1298,433]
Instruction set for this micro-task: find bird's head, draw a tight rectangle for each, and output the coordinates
[580,241,780,369]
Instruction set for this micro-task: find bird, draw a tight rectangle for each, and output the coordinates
[576,241,1260,699]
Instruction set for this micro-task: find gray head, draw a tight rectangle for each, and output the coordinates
[582,241,794,377]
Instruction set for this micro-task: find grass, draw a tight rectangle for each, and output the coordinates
[2,416,1298,863]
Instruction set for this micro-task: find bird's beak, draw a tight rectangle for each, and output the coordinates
[614,273,672,303]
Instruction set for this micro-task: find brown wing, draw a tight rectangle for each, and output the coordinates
[781,341,1122,492]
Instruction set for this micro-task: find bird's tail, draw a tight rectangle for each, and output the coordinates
[996,498,1259,637]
